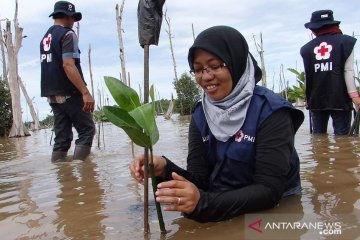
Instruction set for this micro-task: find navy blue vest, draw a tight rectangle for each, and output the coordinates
[192,86,304,196]
[40,25,85,97]
[300,34,356,110]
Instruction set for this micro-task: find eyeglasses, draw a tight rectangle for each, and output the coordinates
[189,63,227,78]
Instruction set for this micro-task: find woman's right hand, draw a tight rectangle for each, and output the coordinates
[352,96,360,111]
[129,154,167,184]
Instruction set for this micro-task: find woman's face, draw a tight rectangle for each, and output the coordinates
[192,49,233,101]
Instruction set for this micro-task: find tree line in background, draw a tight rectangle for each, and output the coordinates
[0,79,12,136]
[10,61,360,136]
[1,0,358,137]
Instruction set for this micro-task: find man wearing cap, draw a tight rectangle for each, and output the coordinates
[300,10,359,135]
[40,1,95,162]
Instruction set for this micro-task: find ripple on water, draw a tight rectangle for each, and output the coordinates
[1,113,360,239]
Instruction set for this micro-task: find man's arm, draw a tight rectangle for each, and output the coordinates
[63,58,88,95]
[62,58,94,112]
[62,31,94,112]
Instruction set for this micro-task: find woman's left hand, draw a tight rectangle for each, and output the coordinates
[155,172,200,214]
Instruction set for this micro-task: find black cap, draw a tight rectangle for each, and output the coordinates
[304,10,340,30]
[49,1,82,22]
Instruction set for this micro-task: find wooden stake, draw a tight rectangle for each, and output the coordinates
[143,44,150,233]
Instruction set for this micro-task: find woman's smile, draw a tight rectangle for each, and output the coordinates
[204,84,218,92]
[193,49,232,101]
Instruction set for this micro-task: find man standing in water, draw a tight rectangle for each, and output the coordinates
[301,10,359,135]
[40,1,95,162]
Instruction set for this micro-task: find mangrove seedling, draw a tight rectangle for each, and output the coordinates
[103,76,166,232]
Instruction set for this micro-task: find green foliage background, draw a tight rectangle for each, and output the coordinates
[0,80,12,137]
[173,72,200,115]
[286,68,305,103]
[39,114,54,128]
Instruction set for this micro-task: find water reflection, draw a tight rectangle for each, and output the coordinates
[307,134,360,238]
[1,114,360,239]
[0,137,27,162]
[54,161,106,239]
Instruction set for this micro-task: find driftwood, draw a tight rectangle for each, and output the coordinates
[253,33,267,87]
[116,3,135,160]
[5,0,40,136]
[279,64,288,100]
[191,23,196,41]
[4,0,34,136]
[5,19,27,137]
[116,0,127,86]
[164,10,176,119]
[157,91,164,114]
[18,75,39,129]
[88,44,95,98]
[164,10,178,82]
[164,94,174,120]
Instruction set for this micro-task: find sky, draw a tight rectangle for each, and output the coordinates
[0,0,359,121]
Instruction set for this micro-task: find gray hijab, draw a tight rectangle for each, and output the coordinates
[188,26,262,142]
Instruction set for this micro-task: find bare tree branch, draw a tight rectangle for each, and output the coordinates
[116,0,128,86]
[252,33,267,87]
[164,9,178,82]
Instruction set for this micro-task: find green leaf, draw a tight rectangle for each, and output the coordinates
[104,106,151,147]
[129,103,154,135]
[150,84,156,115]
[150,85,155,102]
[122,127,152,148]
[299,72,305,82]
[104,76,141,111]
[104,106,141,130]
[150,121,159,145]
[287,68,301,77]
[129,103,159,145]
[297,80,305,88]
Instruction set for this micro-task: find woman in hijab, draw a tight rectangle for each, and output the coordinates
[130,26,304,222]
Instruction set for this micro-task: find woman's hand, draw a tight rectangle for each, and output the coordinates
[352,96,360,111]
[129,154,167,184]
[155,172,200,214]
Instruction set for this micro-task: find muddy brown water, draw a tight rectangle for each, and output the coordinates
[0,110,359,240]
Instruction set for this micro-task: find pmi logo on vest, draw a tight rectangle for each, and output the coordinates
[235,130,255,143]
[313,41,333,73]
[245,214,343,240]
[41,33,52,63]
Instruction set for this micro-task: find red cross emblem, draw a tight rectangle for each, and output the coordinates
[42,33,52,51]
[313,42,333,60]
[317,45,329,56]
[235,130,244,142]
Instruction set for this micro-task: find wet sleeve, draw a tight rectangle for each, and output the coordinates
[184,108,295,222]
[62,31,80,59]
